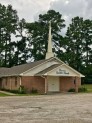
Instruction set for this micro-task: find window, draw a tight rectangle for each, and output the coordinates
[15,77,17,86]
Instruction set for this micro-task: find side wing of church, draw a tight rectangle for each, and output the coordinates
[0,22,84,94]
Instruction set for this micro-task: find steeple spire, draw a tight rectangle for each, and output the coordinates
[46,21,54,59]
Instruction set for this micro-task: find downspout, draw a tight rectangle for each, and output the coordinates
[10,77,12,90]
[41,75,47,94]
[19,76,22,92]
[19,76,22,86]
[74,76,78,93]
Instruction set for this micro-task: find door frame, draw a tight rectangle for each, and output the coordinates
[47,76,60,92]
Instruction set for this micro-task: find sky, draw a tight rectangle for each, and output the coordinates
[0,0,92,32]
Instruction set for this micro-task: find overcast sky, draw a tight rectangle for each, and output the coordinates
[0,0,92,28]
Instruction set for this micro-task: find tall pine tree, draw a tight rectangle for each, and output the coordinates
[65,17,84,71]
[26,10,65,61]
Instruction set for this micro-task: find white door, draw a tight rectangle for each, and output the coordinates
[48,76,59,92]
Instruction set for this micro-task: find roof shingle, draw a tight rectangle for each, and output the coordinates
[0,57,56,77]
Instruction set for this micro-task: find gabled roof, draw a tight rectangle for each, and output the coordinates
[35,64,60,76]
[9,59,47,76]
[0,59,47,77]
[0,57,61,77]
[35,63,84,77]
[46,64,84,77]
[0,67,10,77]
[0,57,85,77]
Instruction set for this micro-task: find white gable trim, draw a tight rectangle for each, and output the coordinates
[44,64,84,77]
[19,57,84,77]
[53,57,65,64]
[63,64,85,77]
[20,57,63,76]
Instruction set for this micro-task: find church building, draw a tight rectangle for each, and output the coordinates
[0,22,84,94]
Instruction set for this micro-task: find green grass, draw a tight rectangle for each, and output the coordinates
[0,92,39,96]
[16,93,39,96]
[0,92,39,97]
[81,84,92,92]
[0,92,10,96]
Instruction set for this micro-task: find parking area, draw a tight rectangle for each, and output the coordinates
[0,93,92,123]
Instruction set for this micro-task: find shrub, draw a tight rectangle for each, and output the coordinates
[68,88,75,92]
[1,88,9,91]
[78,87,87,92]
[1,88,19,93]
[18,86,26,94]
[10,90,19,94]
[31,88,38,94]
[1,86,26,94]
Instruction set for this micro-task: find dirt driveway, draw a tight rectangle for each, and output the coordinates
[0,93,92,123]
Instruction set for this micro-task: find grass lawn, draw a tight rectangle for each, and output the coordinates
[0,92,39,97]
[0,85,92,96]
[0,92,10,96]
[16,93,39,96]
[81,84,92,92]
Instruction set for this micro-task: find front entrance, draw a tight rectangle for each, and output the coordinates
[48,76,59,92]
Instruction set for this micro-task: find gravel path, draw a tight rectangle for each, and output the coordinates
[0,93,92,123]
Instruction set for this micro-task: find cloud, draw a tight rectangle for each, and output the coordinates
[85,0,92,19]
[49,0,92,34]
[0,0,92,33]
[0,0,52,22]
[50,0,92,24]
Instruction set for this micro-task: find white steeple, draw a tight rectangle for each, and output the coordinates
[46,21,54,59]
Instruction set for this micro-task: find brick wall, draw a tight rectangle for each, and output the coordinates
[60,77,81,92]
[21,76,45,93]
[2,77,10,90]
[10,77,20,90]
[1,76,81,93]
[1,77,20,90]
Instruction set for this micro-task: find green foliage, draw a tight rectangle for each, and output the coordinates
[0,4,29,67]
[78,87,87,92]
[82,20,92,66]
[81,84,92,92]
[31,88,38,94]
[65,17,84,71]
[68,88,75,92]
[0,3,92,84]
[82,65,92,84]
[0,92,9,96]
[26,10,65,61]
[9,90,19,94]
[68,87,87,92]
[14,19,29,65]
[1,86,26,94]
[0,4,19,67]
[18,85,26,94]
[1,88,18,93]
[64,17,92,83]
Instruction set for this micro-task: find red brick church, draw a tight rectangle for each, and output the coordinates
[0,22,84,94]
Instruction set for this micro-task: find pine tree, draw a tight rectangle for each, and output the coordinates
[13,19,29,65]
[65,17,84,71]
[26,10,65,61]
[0,4,19,67]
[82,19,92,66]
